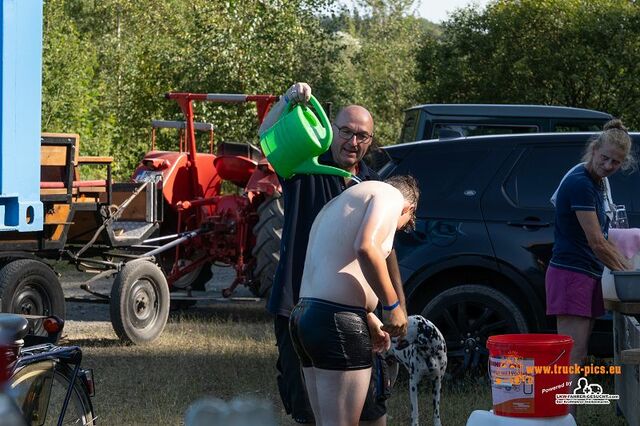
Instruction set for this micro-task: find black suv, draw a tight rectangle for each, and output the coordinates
[380,132,640,375]
[400,104,612,142]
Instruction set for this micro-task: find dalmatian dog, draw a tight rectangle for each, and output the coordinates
[386,315,447,426]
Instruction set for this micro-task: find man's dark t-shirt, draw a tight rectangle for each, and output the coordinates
[267,151,380,317]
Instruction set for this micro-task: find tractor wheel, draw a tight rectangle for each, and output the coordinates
[0,259,66,338]
[250,194,284,298]
[110,260,169,345]
[171,258,213,292]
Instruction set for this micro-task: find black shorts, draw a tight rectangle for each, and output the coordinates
[289,297,372,371]
[275,315,387,423]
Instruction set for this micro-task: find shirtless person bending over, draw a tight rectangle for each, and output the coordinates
[289,176,418,426]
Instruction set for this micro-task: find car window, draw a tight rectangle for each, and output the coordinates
[400,109,420,143]
[433,124,538,138]
[554,122,606,132]
[504,145,584,208]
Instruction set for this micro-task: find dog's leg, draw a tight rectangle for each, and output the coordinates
[409,373,420,426]
[432,376,442,426]
[387,359,399,388]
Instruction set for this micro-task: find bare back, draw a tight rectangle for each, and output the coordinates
[299,181,403,312]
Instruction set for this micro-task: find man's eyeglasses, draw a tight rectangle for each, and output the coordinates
[336,127,373,144]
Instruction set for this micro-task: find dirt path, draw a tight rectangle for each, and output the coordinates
[61,265,258,323]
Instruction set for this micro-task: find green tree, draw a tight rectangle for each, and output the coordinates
[42,0,113,162]
[43,0,337,178]
[318,0,427,145]
[417,0,640,128]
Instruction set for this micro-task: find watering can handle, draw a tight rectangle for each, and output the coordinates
[281,94,332,148]
[308,95,333,148]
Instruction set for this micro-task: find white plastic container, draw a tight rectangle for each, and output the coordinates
[466,410,576,426]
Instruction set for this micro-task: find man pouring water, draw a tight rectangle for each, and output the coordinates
[259,83,407,424]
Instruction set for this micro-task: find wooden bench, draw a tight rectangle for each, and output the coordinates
[40,133,114,204]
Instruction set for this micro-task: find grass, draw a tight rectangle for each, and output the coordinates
[60,303,629,425]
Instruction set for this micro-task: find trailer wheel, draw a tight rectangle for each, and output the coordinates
[110,260,169,345]
[250,194,284,298]
[0,259,65,338]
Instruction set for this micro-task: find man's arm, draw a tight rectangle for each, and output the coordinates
[258,82,311,136]
[575,210,632,271]
[386,249,407,314]
[354,193,408,337]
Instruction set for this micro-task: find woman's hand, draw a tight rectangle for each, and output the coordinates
[576,210,633,271]
[367,312,391,353]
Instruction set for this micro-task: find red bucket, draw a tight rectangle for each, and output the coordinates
[487,334,573,417]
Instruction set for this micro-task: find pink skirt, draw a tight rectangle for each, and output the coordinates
[545,265,605,318]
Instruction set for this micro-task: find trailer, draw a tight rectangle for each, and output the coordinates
[1,0,285,344]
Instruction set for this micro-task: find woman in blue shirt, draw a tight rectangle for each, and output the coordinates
[547,119,634,417]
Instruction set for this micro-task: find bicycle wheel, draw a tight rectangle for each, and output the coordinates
[10,360,95,425]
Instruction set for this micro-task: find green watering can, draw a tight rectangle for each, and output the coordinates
[260,95,351,179]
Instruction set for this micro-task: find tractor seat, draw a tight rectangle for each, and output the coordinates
[0,314,29,342]
[216,141,262,162]
[214,142,263,186]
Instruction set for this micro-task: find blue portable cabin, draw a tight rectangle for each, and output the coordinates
[0,0,43,231]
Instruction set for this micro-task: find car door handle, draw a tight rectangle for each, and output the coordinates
[507,220,550,228]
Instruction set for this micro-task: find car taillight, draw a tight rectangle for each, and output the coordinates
[0,345,21,384]
[43,316,64,334]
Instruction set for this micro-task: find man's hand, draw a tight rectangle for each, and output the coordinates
[381,307,407,338]
[284,82,311,104]
[366,313,391,353]
[259,82,311,136]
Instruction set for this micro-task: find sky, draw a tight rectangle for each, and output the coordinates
[338,1,492,23]
[415,0,491,22]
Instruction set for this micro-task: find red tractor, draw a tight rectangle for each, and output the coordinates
[133,93,283,296]
[104,92,285,343]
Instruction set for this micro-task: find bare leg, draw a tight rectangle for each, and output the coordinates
[358,366,387,426]
[313,367,371,426]
[557,315,593,419]
[302,367,320,425]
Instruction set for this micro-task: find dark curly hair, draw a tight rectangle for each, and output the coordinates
[384,175,420,232]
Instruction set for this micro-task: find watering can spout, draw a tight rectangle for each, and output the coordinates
[259,95,349,179]
[293,158,351,178]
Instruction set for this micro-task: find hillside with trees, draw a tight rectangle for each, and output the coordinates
[42,0,640,178]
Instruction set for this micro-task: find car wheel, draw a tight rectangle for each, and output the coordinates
[420,284,528,377]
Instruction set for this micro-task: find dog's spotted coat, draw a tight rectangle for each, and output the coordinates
[388,315,447,426]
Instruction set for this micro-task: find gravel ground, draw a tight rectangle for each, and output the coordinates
[61,265,258,323]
